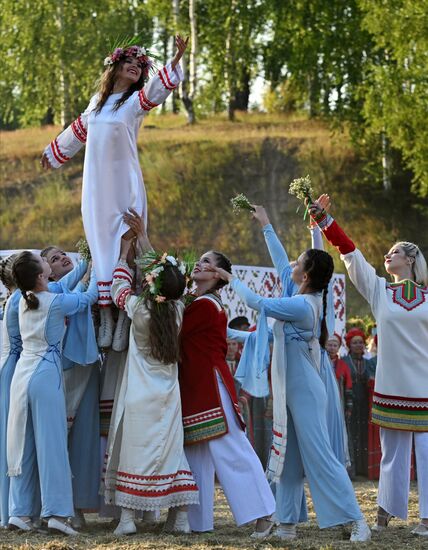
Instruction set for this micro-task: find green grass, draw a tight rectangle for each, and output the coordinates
[1,113,427,317]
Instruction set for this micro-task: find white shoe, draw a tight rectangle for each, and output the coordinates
[98,307,114,349]
[171,511,191,533]
[411,523,428,536]
[114,520,137,536]
[8,516,34,531]
[250,517,276,539]
[112,310,131,352]
[47,517,79,536]
[271,523,297,540]
[350,519,371,542]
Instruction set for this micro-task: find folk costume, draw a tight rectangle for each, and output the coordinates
[314,212,428,520]
[43,52,183,308]
[102,261,198,511]
[7,275,98,519]
[230,273,364,528]
[49,261,101,512]
[179,293,275,532]
[342,331,376,478]
[0,290,22,526]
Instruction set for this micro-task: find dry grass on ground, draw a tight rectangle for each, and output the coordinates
[0,481,425,550]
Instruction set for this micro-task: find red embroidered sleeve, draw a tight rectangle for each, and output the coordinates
[312,213,356,255]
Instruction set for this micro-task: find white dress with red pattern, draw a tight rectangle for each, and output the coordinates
[44,63,183,305]
[100,261,199,511]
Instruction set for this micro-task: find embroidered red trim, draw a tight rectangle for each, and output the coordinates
[117,288,132,310]
[116,483,198,498]
[158,67,176,91]
[272,429,283,438]
[162,66,175,89]
[374,392,428,402]
[71,115,87,143]
[117,470,192,481]
[138,88,159,111]
[50,139,69,164]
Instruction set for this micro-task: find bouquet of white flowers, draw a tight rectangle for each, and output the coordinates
[289,175,314,219]
[230,193,255,214]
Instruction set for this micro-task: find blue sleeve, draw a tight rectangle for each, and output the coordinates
[58,261,88,292]
[263,224,291,281]
[55,270,98,315]
[227,328,251,343]
[231,278,310,322]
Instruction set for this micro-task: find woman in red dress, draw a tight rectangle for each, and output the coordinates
[179,250,275,536]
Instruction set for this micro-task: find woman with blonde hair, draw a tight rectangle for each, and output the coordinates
[41,35,187,350]
[310,195,428,537]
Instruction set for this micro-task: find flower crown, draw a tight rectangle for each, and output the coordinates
[103,36,159,77]
[135,251,195,304]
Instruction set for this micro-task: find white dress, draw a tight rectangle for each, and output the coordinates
[102,261,199,510]
[44,63,183,305]
[343,249,428,431]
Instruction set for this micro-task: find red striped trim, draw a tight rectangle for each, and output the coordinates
[117,288,132,310]
[163,66,175,89]
[50,139,69,165]
[71,116,87,143]
[270,445,280,456]
[272,429,283,438]
[116,483,198,498]
[117,470,192,481]
[158,67,175,91]
[98,281,112,286]
[138,88,159,111]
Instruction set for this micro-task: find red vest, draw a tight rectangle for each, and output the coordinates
[179,294,245,445]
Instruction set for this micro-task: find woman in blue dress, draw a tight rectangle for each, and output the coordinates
[211,206,370,543]
[0,255,22,527]
[6,251,97,535]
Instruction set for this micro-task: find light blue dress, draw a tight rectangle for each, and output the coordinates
[0,290,22,526]
[230,277,363,527]
[8,274,98,519]
[50,262,100,510]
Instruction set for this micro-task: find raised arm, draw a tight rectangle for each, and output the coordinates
[41,97,96,169]
[231,278,311,323]
[55,269,98,316]
[133,36,187,116]
[310,197,382,311]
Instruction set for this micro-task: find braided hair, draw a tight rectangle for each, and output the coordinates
[12,251,43,310]
[302,249,334,347]
[0,254,17,291]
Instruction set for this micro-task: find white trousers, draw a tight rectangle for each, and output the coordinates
[378,428,428,519]
[185,376,275,532]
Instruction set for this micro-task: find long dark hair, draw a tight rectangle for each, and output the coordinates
[302,249,334,348]
[12,251,43,310]
[95,59,147,114]
[145,264,186,364]
[208,250,232,291]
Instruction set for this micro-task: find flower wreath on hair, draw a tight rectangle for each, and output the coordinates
[135,250,195,304]
[103,36,160,77]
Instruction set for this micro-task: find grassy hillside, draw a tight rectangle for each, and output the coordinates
[1,112,427,317]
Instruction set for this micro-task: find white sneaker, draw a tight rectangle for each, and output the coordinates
[8,516,34,531]
[114,520,137,536]
[350,519,371,542]
[98,307,114,349]
[48,517,79,536]
[411,523,428,536]
[171,511,191,533]
[272,523,297,540]
[112,310,131,352]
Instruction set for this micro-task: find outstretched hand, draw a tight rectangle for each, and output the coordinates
[307,193,331,219]
[206,265,234,284]
[123,208,146,238]
[252,205,270,227]
[171,34,189,69]
[40,153,52,170]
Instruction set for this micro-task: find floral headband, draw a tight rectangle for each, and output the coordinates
[135,251,194,304]
[103,44,157,78]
